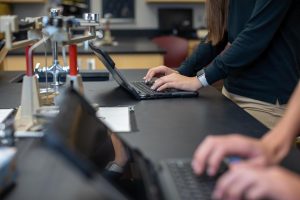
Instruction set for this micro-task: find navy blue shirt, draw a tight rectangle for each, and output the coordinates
[178,0,300,104]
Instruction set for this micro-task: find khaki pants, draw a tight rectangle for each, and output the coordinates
[222,87,287,129]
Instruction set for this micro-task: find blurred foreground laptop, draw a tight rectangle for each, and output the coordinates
[89,42,198,100]
[43,88,226,200]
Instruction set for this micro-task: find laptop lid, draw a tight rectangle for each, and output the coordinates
[43,88,114,177]
[43,87,161,199]
[88,42,140,97]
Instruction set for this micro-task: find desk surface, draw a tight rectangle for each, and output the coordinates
[1,70,299,200]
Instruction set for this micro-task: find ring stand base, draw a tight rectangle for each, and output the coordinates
[65,74,84,95]
[15,75,41,131]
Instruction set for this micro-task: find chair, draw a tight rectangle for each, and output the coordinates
[152,35,188,68]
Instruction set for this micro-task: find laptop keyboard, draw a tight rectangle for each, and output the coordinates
[166,160,227,200]
[131,81,176,95]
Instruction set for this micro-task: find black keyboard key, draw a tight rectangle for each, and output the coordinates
[131,81,179,95]
[165,160,225,200]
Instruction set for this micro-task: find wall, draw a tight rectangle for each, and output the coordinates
[12,3,48,18]
[12,0,205,29]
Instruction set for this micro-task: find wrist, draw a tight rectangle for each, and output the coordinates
[193,77,202,90]
[262,131,291,164]
[265,121,296,149]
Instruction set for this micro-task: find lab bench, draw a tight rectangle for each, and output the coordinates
[1,38,165,71]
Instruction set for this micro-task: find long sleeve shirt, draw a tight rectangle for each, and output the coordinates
[178,0,300,104]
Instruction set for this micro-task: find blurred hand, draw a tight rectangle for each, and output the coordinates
[213,166,300,200]
[110,133,128,167]
[143,66,178,82]
[151,73,202,92]
[192,134,288,177]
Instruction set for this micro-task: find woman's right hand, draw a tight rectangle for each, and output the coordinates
[213,166,300,200]
[192,134,289,177]
[143,65,178,82]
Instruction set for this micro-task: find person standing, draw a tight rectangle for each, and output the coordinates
[144,0,300,129]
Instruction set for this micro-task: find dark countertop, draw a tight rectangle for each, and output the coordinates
[1,70,300,200]
[7,38,165,56]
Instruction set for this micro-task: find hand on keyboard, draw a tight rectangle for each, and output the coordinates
[145,79,155,86]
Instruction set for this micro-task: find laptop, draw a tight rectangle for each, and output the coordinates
[43,88,227,200]
[88,42,199,100]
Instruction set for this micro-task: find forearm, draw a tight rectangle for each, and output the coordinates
[262,82,300,159]
[177,43,214,76]
[268,167,300,200]
[178,37,227,77]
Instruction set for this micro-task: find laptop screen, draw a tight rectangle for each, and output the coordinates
[43,88,158,199]
[44,88,115,175]
[88,42,133,90]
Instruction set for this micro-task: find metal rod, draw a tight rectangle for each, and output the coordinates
[52,41,59,64]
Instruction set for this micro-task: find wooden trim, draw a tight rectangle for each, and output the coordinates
[2,54,164,71]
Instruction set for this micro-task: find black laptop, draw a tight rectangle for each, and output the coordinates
[88,42,199,100]
[43,88,227,200]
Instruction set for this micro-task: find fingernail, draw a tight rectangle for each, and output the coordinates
[207,168,215,176]
[193,167,201,174]
[191,161,197,169]
[191,162,201,174]
[212,190,221,200]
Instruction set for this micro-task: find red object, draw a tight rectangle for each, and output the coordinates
[25,46,33,76]
[152,35,188,68]
[69,44,78,76]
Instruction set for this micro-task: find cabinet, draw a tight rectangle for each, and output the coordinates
[188,40,201,56]
[2,53,164,71]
